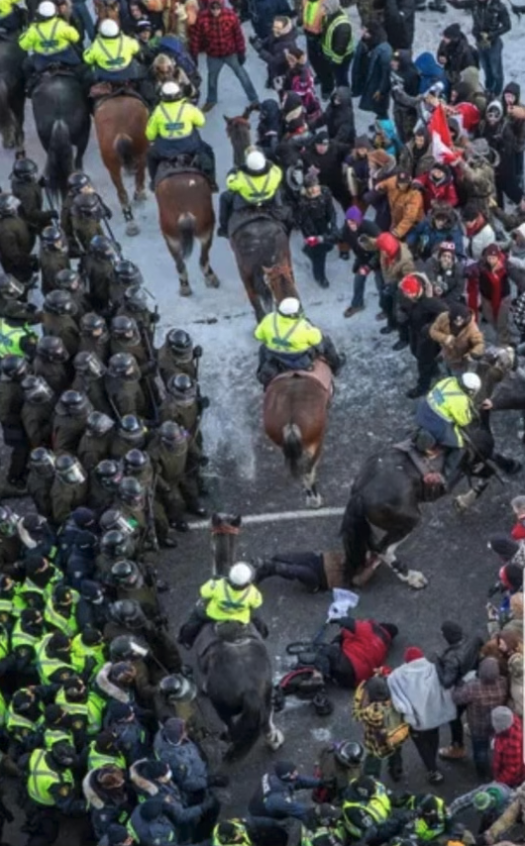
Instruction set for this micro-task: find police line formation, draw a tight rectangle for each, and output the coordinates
[2,0,525,842]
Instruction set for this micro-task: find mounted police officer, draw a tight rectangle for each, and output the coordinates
[83,19,141,88]
[19,1,81,88]
[255,296,345,387]
[218,149,284,237]
[415,372,482,491]
[179,562,267,649]
[145,81,217,189]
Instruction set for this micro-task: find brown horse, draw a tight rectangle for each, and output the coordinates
[93,94,148,236]
[263,358,333,507]
[155,169,220,296]
[224,112,294,321]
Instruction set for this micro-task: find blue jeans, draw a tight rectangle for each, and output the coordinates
[206,54,258,105]
[479,38,504,95]
[72,0,95,41]
[351,269,381,308]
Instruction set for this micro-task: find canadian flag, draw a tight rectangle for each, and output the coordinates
[429,104,456,164]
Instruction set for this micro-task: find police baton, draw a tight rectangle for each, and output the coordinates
[102,214,122,257]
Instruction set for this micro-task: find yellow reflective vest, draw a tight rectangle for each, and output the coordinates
[19,16,80,54]
[146,100,205,141]
[226,164,282,204]
[426,377,474,446]
[322,12,353,63]
[27,748,74,807]
[254,311,323,353]
[83,32,139,70]
[302,0,324,33]
[200,577,262,624]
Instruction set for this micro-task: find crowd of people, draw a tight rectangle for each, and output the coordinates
[1,0,525,841]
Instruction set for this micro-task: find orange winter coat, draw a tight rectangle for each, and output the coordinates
[376,175,424,240]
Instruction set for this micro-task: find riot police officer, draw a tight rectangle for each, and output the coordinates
[21,375,55,449]
[110,415,148,460]
[110,315,151,374]
[27,448,56,520]
[0,274,40,359]
[88,459,123,513]
[80,235,118,315]
[0,193,37,283]
[42,290,80,357]
[61,172,95,256]
[117,286,158,337]
[148,421,192,532]
[158,329,202,383]
[105,354,148,419]
[0,355,31,487]
[95,529,135,582]
[160,375,209,506]
[10,158,57,236]
[78,411,115,471]
[71,191,110,254]
[52,389,93,454]
[109,260,143,312]
[79,312,111,363]
[72,351,112,416]
[54,268,91,316]
[38,225,70,295]
[51,455,89,524]
[33,336,71,397]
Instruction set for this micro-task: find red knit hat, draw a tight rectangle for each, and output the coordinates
[400,275,423,298]
[404,646,424,663]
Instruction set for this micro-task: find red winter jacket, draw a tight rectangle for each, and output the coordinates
[189,5,245,59]
[415,172,459,213]
[340,620,392,683]
[511,519,525,540]
[492,715,525,787]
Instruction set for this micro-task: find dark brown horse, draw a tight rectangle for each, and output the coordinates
[155,169,220,296]
[93,94,148,235]
[263,356,333,508]
[224,112,293,321]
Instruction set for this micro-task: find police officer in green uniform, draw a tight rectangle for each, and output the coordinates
[6,687,45,756]
[53,389,93,455]
[44,584,80,639]
[15,555,61,612]
[51,455,89,526]
[0,195,37,283]
[71,627,107,678]
[0,508,23,575]
[158,329,202,384]
[27,448,56,520]
[39,225,71,296]
[43,704,76,750]
[86,730,127,772]
[55,675,104,744]
[11,608,47,682]
[0,354,31,488]
[10,159,58,238]
[218,149,284,237]
[42,290,80,359]
[36,631,77,685]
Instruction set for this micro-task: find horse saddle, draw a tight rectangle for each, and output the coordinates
[394,437,445,494]
[90,82,146,107]
[269,358,334,397]
[196,620,260,660]
[154,156,206,189]
[228,208,286,240]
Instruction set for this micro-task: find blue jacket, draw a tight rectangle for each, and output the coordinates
[248,773,320,821]
[128,805,178,846]
[153,732,208,796]
[375,118,400,157]
[414,51,448,95]
[352,39,392,115]
[406,217,464,258]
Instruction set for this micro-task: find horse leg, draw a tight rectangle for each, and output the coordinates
[377,524,428,589]
[200,232,220,289]
[133,155,147,203]
[74,122,90,171]
[165,236,192,296]
[110,164,139,236]
[302,454,323,509]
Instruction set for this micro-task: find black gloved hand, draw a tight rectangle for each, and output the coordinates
[193,345,203,358]
[199,396,210,410]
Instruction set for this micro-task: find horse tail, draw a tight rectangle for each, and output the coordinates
[178,213,195,259]
[228,693,263,759]
[46,119,73,197]
[340,493,371,576]
[282,423,304,478]
[0,79,15,141]
[114,134,135,173]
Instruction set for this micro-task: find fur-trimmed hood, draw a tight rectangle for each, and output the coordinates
[95,664,130,704]
[129,760,160,797]
[82,771,105,810]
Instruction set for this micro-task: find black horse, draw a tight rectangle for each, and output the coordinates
[193,513,284,760]
[0,37,25,149]
[341,351,522,590]
[32,72,91,198]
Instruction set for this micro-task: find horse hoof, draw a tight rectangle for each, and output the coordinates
[407,569,428,589]
[179,284,192,297]
[305,492,323,509]
[205,273,221,289]
[134,190,147,202]
[266,728,285,750]
[125,221,140,236]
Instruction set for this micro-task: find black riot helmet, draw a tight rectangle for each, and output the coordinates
[29,447,56,472]
[89,234,117,259]
[335,740,365,768]
[100,529,133,559]
[95,459,123,490]
[1,355,29,382]
[73,351,106,379]
[72,192,100,217]
[116,415,145,446]
[67,171,92,194]
[109,633,148,662]
[43,289,75,315]
[111,559,141,586]
[36,335,69,363]
[0,194,20,217]
[21,375,54,404]
[159,420,186,446]
[110,315,137,339]
[123,449,148,475]
[167,373,197,402]
[122,285,148,312]
[0,273,25,300]
[107,353,138,379]
[12,158,38,182]
[87,410,114,436]
[55,454,86,484]
[99,508,134,537]
[114,260,143,287]
[109,599,146,628]
[167,329,192,357]
[58,390,90,416]
[80,313,107,338]
[118,476,144,507]
[40,225,66,251]
[54,269,81,293]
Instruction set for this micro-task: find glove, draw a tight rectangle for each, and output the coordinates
[359,265,370,275]
[237,52,246,65]
[199,396,210,410]
[193,345,203,358]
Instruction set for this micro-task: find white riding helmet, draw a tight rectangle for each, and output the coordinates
[228,562,254,588]
[460,372,482,395]
[278,297,301,318]
[245,150,267,173]
[99,18,120,37]
[38,1,56,17]
[161,81,181,100]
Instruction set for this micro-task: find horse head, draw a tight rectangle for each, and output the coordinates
[224,115,252,168]
[210,512,242,577]
[262,263,298,306]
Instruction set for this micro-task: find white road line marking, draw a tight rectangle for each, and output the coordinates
[189,506,346,530]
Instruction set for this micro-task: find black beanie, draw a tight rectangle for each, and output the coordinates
[441,621,463,644]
